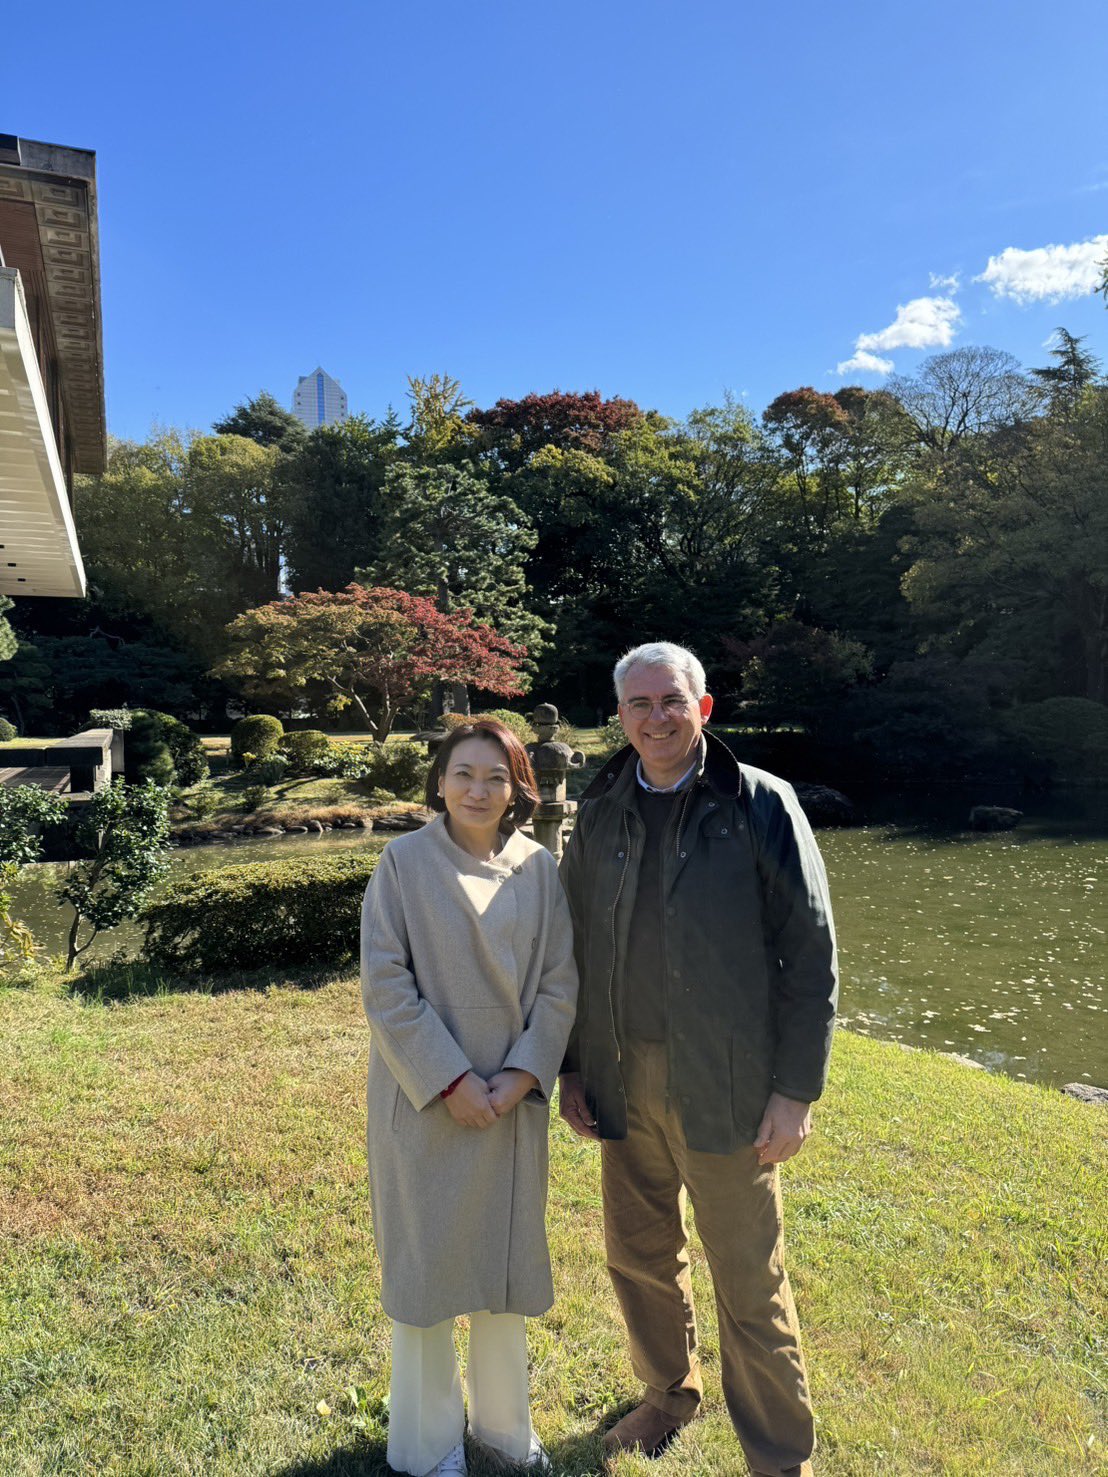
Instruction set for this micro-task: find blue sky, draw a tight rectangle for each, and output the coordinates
[7,1,1108,440]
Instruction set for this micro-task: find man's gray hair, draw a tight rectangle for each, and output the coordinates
[613,642,707,701]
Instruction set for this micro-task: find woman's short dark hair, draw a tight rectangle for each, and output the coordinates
[425,718,539,829]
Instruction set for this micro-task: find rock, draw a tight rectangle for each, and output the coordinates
[254,826,284,836]
[939,1052,986,1070]
[374,809,430,833]
[1061,1083,1108,1107]
[305,820,324,833]
[319,823,332,831]
[355,816,374,829]
[285,825,309,834]
[337,821,358,829]
[792,783,856,827]
[970,805,1022,831]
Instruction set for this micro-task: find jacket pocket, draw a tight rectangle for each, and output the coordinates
[391,1082,404,1131]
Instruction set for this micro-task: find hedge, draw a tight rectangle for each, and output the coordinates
[231,714,284,768]
[143,849,383,972]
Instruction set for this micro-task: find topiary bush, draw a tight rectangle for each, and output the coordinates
[231,714,284,768]
[124,710,208,788]
[346,740,428,799]
[439,710,534,745]
[245,754,289,786]
[124,712,176,788]
[88,709,133,731]
[279,729,332,775]
[143,850,383,971]
[0,717,16,742]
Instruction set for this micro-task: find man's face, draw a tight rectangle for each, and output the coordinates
[617,663,713,785]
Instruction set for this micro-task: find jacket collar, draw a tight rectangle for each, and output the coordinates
[583,729,743,805]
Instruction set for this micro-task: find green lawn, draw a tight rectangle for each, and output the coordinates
[1,970,1104,1476]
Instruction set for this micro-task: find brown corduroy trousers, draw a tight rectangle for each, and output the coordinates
[601,1039,815,1477]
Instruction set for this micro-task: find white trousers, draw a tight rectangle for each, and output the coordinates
[387,1311,533,1476]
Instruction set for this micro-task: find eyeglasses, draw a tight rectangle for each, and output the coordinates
[622,695,693,717]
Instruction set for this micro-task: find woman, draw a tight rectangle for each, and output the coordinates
[361,719,578,1477]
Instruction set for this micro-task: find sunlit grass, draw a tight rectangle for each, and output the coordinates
[1,969,1104,1475]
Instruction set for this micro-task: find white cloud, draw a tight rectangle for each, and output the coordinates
[975,234,1108,304]
[835,349,894,377]
[929,271,961,292]
[856,296,962,353]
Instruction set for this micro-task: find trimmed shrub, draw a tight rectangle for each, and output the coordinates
[440,710,535,745]
[125,710,208,788]
[88,708,133,731]
[0,717,16,742]
[279,729,332,774]
[124,713,176,787]
[143,850,383,971]
[347,740,428,799]
[246,754,289,787]
[231,715,284,768]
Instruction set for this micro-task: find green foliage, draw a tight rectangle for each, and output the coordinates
[56,780,171,970]
[595,714,626,755]
[87,708,133,730]
[725,620,873,731]
[241,785,268,813]
[0,717,16,742]
[439,709,535,745]
[0,594,16,664]
[122,713,176,788]
[132,710,207,786]
[1001,697,1108,780]
[0,787,69,964]
[231,714,285,767]
[277,729,332,774]
[213,391,306,451]
[344,740,428,799]
[143,851,382,971]
[367,460,548,666]
[245,754,288,786]
[279,413,400,592]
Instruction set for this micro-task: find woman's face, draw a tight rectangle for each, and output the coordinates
[438,735,515,831]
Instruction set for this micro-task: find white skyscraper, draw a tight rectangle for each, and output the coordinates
[292,367,348,429]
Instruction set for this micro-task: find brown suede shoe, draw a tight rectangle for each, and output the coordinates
[601,1401,695,1459]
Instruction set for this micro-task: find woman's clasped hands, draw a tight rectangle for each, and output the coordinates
[443,1069,539,1128]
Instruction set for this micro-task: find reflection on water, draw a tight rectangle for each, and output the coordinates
[819,812,1106,1088]
[7,802,1106,1087]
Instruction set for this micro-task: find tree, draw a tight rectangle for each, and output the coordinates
[280,413,401,592]
[405,373,478,463]
[886,347,1037,460]
[722,619,872,731]
[186,433,284,610]
[903,385,1108,703]
[469,389,643,474]
[214,585,526,740]
[1031,329,1102,419]
[56,779,170,971]
[368,462,547,663]
[213,391,307,451]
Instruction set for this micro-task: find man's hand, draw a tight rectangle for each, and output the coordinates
[487,1069,539,1116]
[753,1091,812,1165]
[558,1072,600,1141]
[443,1072,499,1129]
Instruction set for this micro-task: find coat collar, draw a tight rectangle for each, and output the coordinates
[582,729,743,806]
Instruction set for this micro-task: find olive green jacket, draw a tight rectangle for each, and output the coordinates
[559,732,837,1153]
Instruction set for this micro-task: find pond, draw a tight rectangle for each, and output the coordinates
[8,798,1106,1088]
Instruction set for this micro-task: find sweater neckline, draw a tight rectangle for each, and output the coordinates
[429,811,530,875]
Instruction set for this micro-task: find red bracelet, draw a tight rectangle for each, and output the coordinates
[440,1072,468,1099]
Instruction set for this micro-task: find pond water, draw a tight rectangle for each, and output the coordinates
[9,798,1106,1088]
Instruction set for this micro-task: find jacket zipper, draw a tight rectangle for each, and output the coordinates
[606,810,632,1063]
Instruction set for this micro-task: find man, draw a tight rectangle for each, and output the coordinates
[559,641,837,1477]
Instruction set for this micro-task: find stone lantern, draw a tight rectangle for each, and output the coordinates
[525,703,585,859]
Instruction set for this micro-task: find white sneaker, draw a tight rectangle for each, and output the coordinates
[423,1442,467,1477]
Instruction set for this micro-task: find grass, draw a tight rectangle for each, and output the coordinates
[2,972,1105,1476]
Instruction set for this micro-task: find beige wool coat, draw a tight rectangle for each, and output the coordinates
[360,813,578,1328]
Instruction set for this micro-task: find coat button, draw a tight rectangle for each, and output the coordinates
[721,827,728,836]
[617,851,625,859]
[679,851,687,859]
[708,801,717,809]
